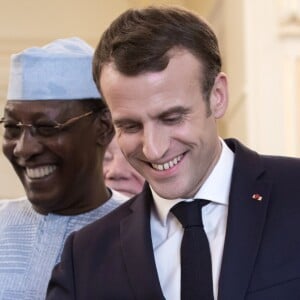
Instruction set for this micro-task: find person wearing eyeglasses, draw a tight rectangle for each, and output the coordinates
[0,37,128,300]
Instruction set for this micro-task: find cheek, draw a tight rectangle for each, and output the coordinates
[116,135,136,158]
[102,163,109,176]
[56,135,87,158]
[185,116,216,142]
[134,171,145,184]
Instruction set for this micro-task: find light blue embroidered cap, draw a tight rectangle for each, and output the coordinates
[7,37,101,100]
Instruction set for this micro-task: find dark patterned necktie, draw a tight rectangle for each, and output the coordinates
[171,199,214,300]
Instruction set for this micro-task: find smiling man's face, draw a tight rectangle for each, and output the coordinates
[100,49,228,199]
[2,100,99,213]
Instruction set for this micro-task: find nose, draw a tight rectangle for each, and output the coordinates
[13,129,44,161]
[105,154,130,180]
[142,125,169,162]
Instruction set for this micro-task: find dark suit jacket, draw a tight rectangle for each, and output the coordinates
[47,139,300,300]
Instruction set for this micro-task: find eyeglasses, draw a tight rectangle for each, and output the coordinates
[0,111,94,140]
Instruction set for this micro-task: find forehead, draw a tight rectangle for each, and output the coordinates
[4,100,83,119]
[100,49,204,120]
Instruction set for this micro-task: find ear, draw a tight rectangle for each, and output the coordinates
[95,108,115,147]
[209,72,228,119]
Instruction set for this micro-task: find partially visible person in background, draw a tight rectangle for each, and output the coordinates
[104,136,145,197]
[0,37,128,300]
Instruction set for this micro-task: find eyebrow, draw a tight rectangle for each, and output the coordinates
[113,106,191,127]
[113,118,138,128]
[3,108,48,119]
[156,106,190,119]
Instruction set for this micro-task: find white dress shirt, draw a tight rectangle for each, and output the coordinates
[150,139,234,300]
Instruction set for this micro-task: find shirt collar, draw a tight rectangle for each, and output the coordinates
[151,139,235,226]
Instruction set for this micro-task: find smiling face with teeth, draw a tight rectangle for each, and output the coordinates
[100,49,229,200]
[2,100,112,214]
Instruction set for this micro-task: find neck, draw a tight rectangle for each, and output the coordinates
[33,180,111,216]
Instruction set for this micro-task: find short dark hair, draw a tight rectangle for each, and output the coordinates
[79,98,115,144]
[93,6,222,102]
[79,98,108,114]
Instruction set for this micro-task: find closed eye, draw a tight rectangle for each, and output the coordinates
[117,123,142,134]
[35,124,60,136]
[158,107,190,126]
[3,122,19,129]
[162,114,184,125]
[114,119,142,134]
[2,122,22,139]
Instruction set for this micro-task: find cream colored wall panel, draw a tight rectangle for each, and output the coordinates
[278,0,300,156]
[127,0,216,16]
[0,0,130,41]
[282,56,300,156]
[128,0,184,6]
[277,0,300,37]
[220,0,245,141]
[242,0,286,155]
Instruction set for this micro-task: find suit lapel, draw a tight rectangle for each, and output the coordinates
[120,185,165,300]
[218,139,272,300]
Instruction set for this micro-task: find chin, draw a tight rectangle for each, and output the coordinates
[26,190,57,210]
[158,185,190,200]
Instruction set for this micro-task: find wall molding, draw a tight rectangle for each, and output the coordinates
[278,0,300,37]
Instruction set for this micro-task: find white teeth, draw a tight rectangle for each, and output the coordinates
[152,155,183,171]
[26,165,57,179]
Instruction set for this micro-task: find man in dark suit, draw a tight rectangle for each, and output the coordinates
[47,6,300,300]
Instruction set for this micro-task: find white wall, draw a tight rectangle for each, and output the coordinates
[211,0,300,156]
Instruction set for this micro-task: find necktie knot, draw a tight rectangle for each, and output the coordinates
[171,199,209,228]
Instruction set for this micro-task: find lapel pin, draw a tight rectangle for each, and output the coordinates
[252,193,263,201]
